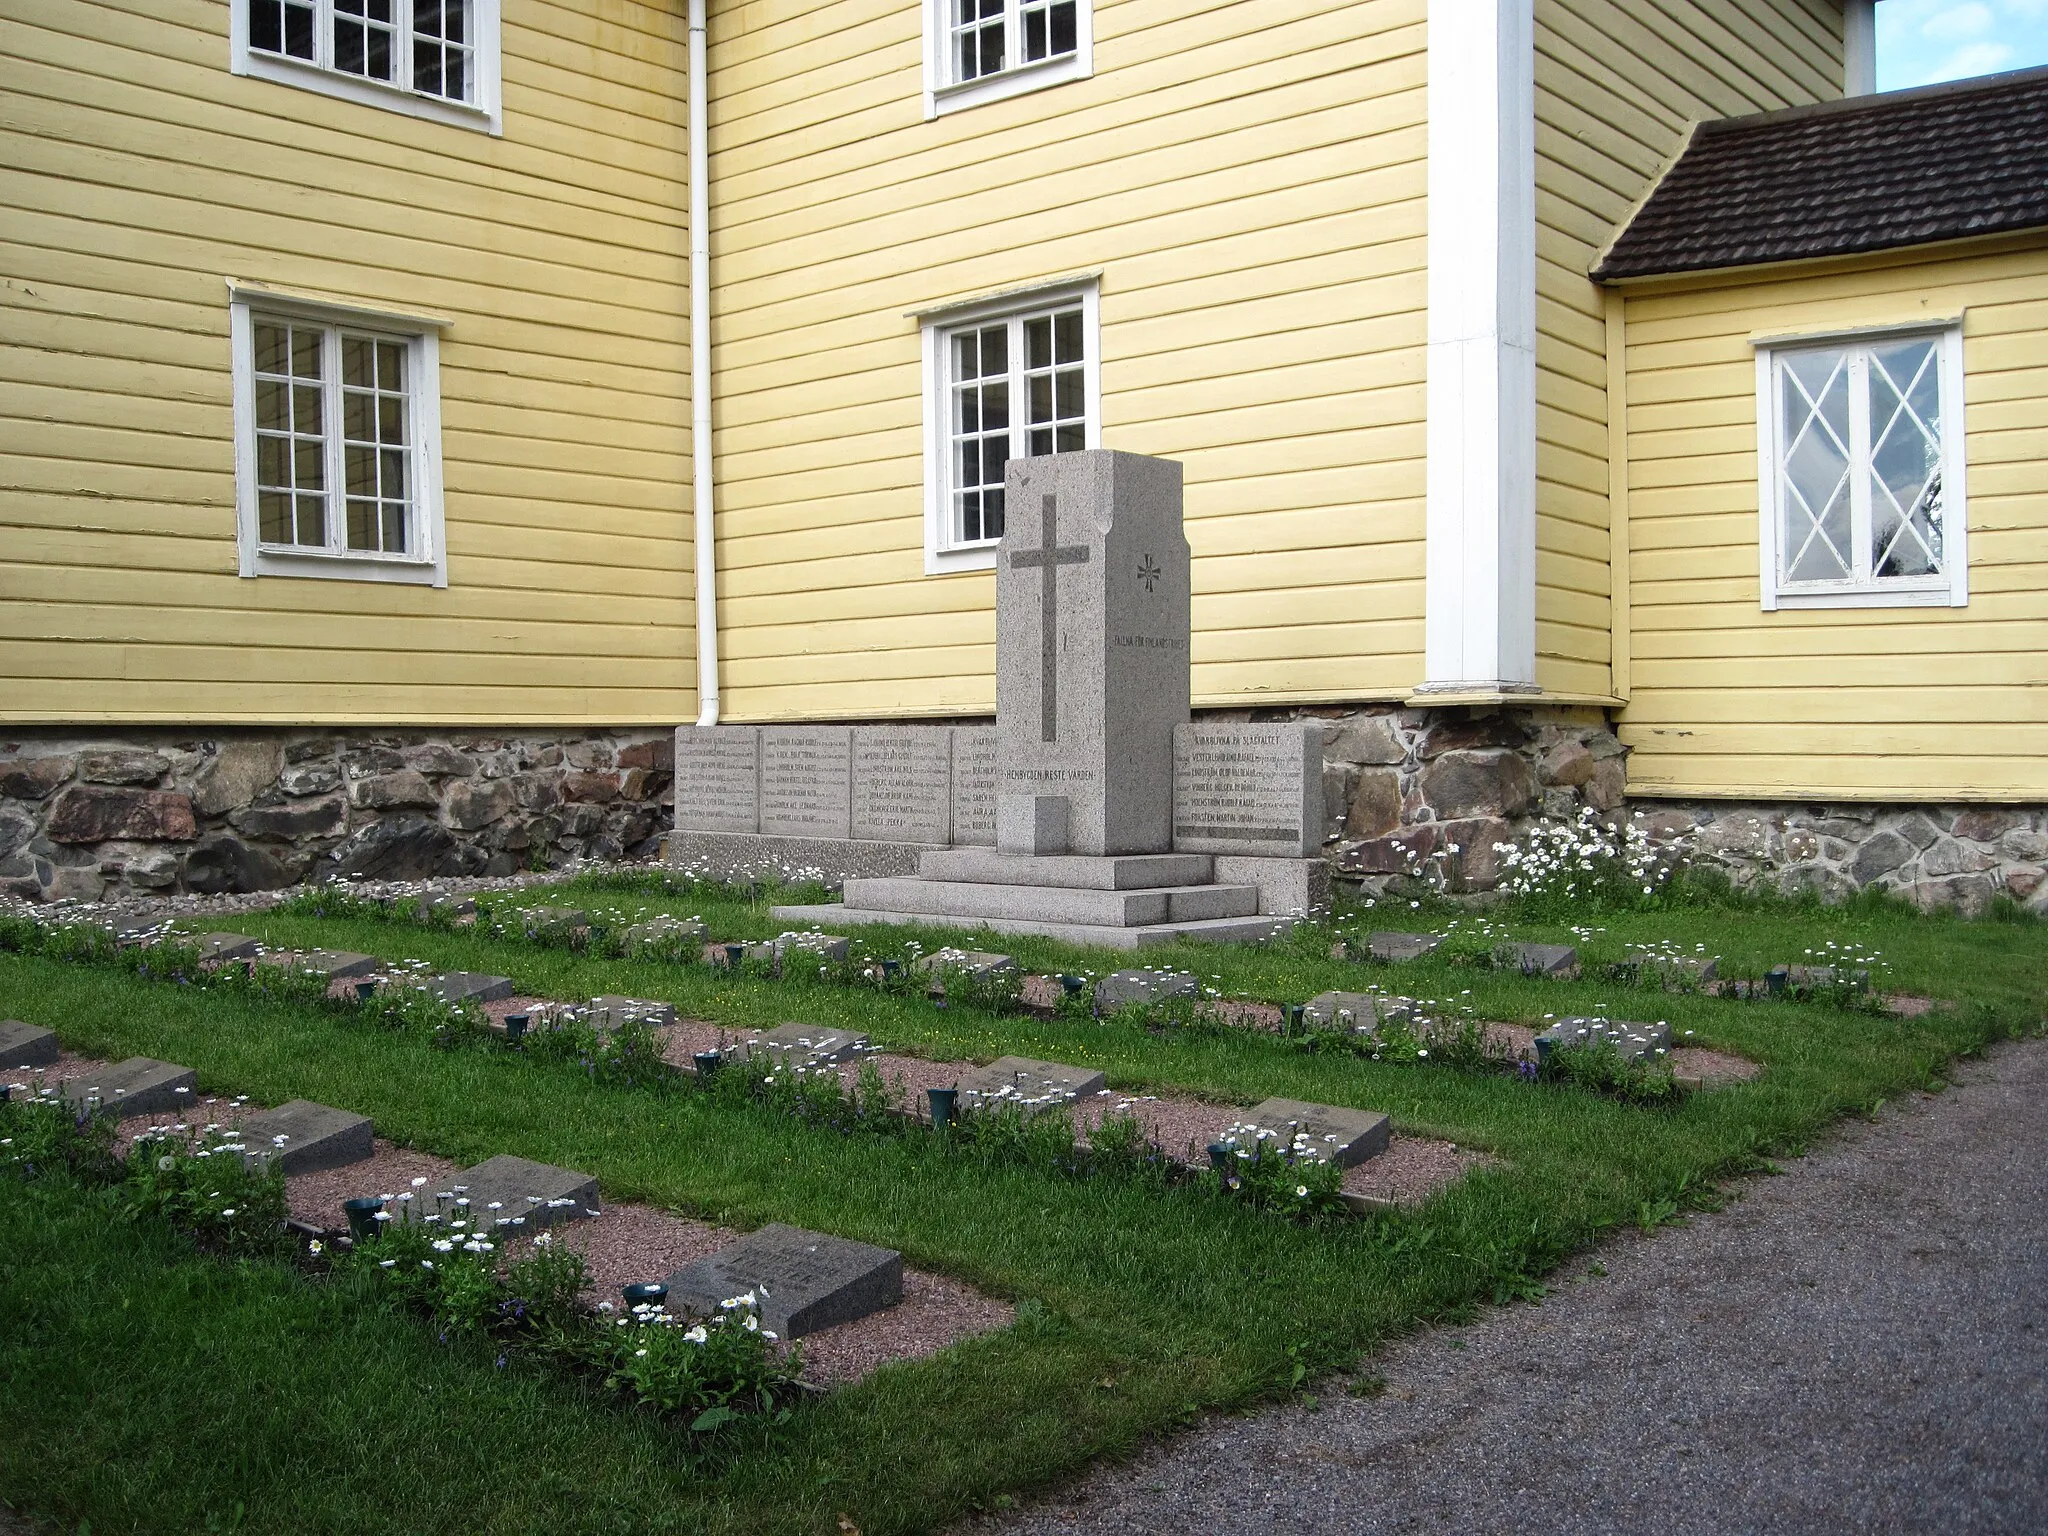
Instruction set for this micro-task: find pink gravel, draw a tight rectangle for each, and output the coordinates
[1668,1046,1762,1086]
[286,1139,463,1228]
[798,1267,1014,1386]
[1342,1135,1492,1208]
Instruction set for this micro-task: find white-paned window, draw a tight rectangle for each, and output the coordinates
[920,279,1100,573]
[922,0,1092,118]
[232,0,502,134]
[1755,325,1967,609]
[230,288,448,586]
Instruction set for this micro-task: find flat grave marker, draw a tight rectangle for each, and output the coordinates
[421,972,515,1005]
[1496,941,1580,978]
[954,1054,1107,1109]
[195,932,260,962]
[236,1099,373,1174]
[1368,931,1443,963]
[664,1223,902,1338]
[423,1154,600,1233]
[621,915,706,955]
[1240,1097,1391,1168]
[61,1057,196,1119]
[587,995,678,1029]
[1534,1017,1673,1063]
[1615,949,1718,988]
[264,949,380,981]
[748,932,851,968]
[0,1020,59,1070]
[738,1023,869,1069]
[1302,991,1380,1032]
[1095,968,1198,1010]
[914,948,1015,996]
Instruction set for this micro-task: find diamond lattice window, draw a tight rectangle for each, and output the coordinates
[1760,328,1966,609]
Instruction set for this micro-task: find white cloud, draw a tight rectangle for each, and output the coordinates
[1878,0,2048,89]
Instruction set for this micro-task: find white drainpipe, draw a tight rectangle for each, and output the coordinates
[689,0,720,726]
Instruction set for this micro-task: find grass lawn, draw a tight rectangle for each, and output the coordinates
[2,879,2041,1535]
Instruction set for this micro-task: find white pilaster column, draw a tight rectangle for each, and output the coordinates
[1419,0,1538,695]
[1843,0,1877,96]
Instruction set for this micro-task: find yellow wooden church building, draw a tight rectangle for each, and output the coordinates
[2,0,2044,908]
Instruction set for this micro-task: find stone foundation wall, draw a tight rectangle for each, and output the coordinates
[0,728,675,902]
[1203,702,1629,892]
[1245,700,2040,916]
[1629,801,2048,915]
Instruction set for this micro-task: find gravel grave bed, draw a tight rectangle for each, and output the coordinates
[8,1047,1007,1383]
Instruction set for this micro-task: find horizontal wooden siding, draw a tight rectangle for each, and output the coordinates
[0,0,694,725]
[1620,239,2048,799]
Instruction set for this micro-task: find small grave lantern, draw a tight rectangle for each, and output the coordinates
[505,1013,529,1042]
[927,1086,958,1132]
[622,1282,668,1308]
[343,1196,385,1241]
[353,979,379,1002]
[693,1049,722,1079]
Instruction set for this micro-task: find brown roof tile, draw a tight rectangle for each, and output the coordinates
[1593,66,2048,282]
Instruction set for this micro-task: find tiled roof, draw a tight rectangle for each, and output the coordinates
[1593,65,2048,282]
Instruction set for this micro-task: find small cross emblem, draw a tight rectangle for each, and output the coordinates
[1136,554,1161,593]
[1008,494,1089,743]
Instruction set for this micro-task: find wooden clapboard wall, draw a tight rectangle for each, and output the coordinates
[1531,0,1842,700]
[1618,237,2048,801]
[706,0,1433,722]
[1,0,695,725]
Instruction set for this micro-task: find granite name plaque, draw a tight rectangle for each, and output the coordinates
[850,728,952,844]
[674,726,762,834]
[760,727,852,839]
[951,726,998,847]
[1172,722,1323,859]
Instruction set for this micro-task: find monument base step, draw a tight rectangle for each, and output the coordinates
[915,849,1214,890]
[841,874,1260,926]
[769,902,1280,950]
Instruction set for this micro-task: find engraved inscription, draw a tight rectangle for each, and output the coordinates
[1172,726,1313,851]
[951,727,998,847]
[850,729,951,844]
[673,727,760,833]
[760,727,851,839]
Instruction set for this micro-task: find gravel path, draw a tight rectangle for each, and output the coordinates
[978,1034,2048,1536]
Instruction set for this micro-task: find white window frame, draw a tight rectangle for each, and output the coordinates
[1753,320,1969,611]
[921,0,1093,120]
[917,276,1102,575]
[230,0,503,135]
[229,281,450,588]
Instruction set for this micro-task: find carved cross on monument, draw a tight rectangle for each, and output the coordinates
[1006,493,1089,742]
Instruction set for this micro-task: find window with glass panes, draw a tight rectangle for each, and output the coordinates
[246,0,474,103]
[1763,329,1962,603]
[950,0,1078,83]
[945,304,1088,546]
[251,317,417,558]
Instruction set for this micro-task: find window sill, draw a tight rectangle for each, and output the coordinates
[239,49,500,135]
[926,541,1000,576]
[1767,584,1961,611]
[929,53,1089,119]
[247,548,447,587]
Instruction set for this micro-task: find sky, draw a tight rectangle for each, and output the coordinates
[1877,0,2048,89]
